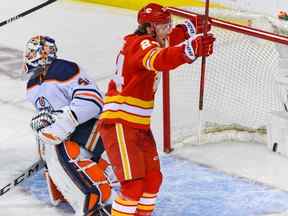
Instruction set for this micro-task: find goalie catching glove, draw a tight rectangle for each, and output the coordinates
[30,109,55,132]
[184,33,215,62]
[31,107,79,145]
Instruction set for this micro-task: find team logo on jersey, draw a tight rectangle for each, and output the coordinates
[78,77,90,86]
[35,96,54,112]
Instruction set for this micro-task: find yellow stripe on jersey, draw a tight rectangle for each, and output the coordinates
[142,48,154,70]
[148,48,161,71]
[116,124,132,180]
[142,192,157,198]
[115,196,138,206]
[100,111,150,125]
[104,95,153,109]
[136,192,157,214]
[143,47,161,71]
[137,203,155,211]
[111,210,134,216]
[112,195,138,215]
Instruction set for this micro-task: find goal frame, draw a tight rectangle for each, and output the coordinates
[162,7,288,153]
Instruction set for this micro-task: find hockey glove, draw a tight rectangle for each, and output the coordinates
[38,107,79,145]
[184,33,215,62]
[183,16,212,37]
[31,109,56,132]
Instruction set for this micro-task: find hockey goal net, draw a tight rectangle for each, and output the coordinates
[162,7,288,152]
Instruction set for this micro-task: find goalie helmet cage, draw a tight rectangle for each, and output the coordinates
[162,7,288,153]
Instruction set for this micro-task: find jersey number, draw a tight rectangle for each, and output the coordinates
[140,39,152,50]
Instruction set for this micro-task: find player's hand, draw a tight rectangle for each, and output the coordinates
[184,33,215,62]
[184,16,212,37]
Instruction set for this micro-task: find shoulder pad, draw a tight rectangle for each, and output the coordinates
[46,59,80,82]
[27,77,38,90]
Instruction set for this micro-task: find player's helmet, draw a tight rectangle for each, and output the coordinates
[23,35,57,78]
[137,3,171,25]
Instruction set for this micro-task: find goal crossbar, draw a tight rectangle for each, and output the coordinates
[167,7,288,45]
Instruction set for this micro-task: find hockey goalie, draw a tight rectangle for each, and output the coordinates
[24,35,115,215]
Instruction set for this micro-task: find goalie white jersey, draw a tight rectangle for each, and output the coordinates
[26,58,103,124]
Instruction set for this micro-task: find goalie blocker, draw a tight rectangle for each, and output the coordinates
[267,111,288,156]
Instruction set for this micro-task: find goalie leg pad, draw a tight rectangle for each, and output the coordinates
[44,170,65,206]
[44,140,112,216]
[267,111,288,156]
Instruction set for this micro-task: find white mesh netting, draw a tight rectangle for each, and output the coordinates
[169,8,288,145]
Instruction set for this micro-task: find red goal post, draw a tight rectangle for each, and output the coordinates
[162,7,288,153]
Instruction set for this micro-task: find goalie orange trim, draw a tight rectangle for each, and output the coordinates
[74,92,103,105]
[41,132,59,141]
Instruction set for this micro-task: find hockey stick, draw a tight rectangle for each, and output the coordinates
[0,159,46,196]
[198,0,210,111]
[197,0,210,144]
[0,0,58,27]
[91,203,111,216]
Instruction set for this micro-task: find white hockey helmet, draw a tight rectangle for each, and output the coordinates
[23,35,57,78]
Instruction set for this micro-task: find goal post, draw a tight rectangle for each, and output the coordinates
[162,7,288,153]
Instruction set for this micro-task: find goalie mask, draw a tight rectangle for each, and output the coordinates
[23,35,57,79]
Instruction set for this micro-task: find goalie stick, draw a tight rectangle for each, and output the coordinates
[0,0,58,27]
[0,159,46,196]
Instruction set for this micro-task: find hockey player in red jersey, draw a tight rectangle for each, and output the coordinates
[98,3,215,216]
[24,35,114,215]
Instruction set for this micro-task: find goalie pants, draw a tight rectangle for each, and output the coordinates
[99,122,163,215]
[70,118,105,162]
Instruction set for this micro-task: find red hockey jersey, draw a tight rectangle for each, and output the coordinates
[100,26,189,129]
